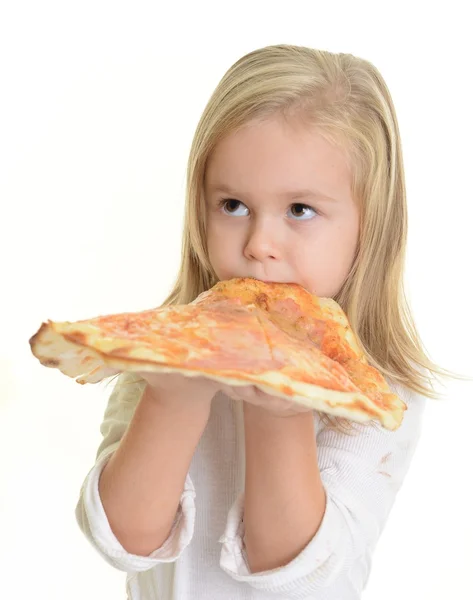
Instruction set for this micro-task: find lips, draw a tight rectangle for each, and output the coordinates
[245,276,294,285]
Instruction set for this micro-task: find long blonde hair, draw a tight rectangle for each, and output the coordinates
[157,44,463,418]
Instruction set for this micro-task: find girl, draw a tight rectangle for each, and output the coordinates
[75,44,452,599]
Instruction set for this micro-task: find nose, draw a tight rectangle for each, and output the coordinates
[243,218,281,262]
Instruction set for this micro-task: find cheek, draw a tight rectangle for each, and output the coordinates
[207,220,224,250]
[207,222,236,273]
[290,224,358,296]
[321,225,359,293]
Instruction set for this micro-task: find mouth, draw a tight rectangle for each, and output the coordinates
[245,276,294,285]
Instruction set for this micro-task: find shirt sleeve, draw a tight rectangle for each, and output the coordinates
[219,380,426,597]
[75,372,197,573]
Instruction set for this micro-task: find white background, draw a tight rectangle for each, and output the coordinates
[1,1,472,599]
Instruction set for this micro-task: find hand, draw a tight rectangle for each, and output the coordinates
[137,370,221,409]
[219,383,314,417]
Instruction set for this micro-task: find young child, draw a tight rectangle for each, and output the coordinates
[75,44,449,599]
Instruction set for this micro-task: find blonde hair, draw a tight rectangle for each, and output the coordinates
[150,44,464,429]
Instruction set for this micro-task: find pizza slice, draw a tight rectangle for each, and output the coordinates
[29,277,407,430]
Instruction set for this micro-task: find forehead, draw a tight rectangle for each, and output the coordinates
[205,117,353,201]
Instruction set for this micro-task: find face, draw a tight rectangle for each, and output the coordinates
[204,115,360,298]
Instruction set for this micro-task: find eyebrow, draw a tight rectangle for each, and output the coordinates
[208,183,337,202]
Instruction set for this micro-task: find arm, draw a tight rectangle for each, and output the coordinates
[219,381,426,596]
[76,371,215,571]
[99,379,212,556]
[242,405,326,573]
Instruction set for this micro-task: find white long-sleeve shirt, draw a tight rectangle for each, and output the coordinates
[76,372,426,599]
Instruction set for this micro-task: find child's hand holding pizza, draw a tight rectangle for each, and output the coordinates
[137,371,221,410]
[139,372,309,418]
[220,383,313,417]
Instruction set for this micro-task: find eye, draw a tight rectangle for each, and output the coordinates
[219,199,250,217]
[288,203,318,220]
